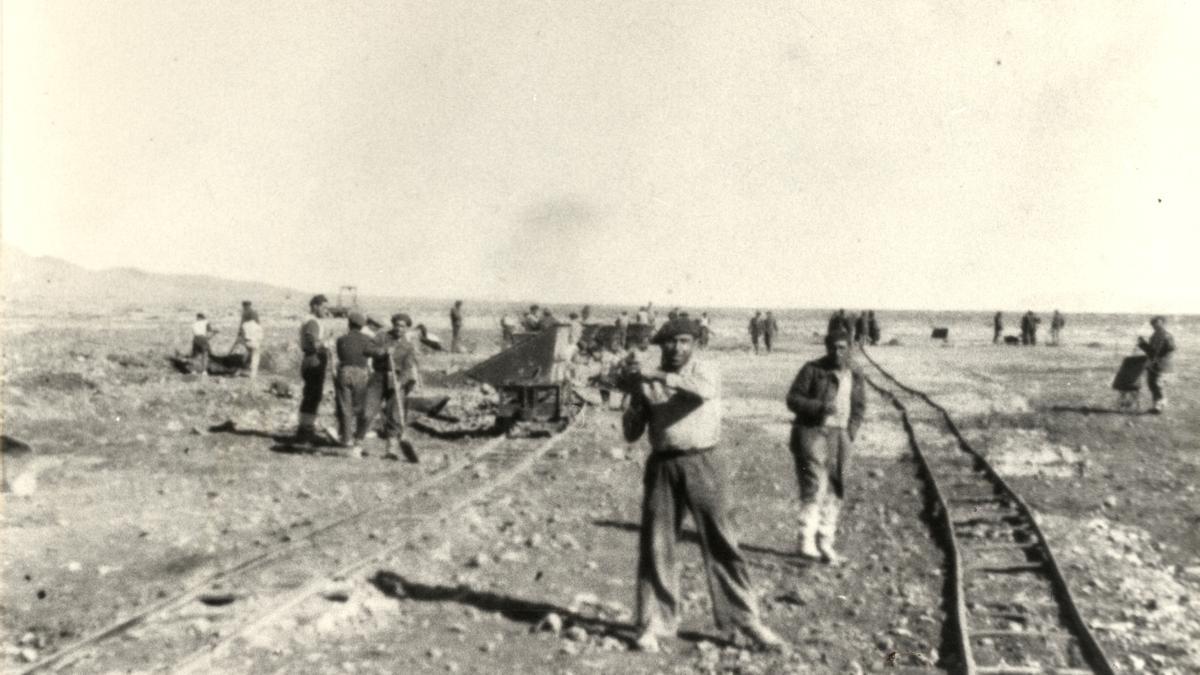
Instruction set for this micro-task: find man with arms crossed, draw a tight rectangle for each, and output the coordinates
[620,318,785,654]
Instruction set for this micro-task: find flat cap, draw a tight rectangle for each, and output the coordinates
[652,318,702,344]
[310,294,329,306]
[347,310,366,328]
[825,327,851,345]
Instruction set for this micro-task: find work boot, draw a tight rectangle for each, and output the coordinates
[633,630,661,653]
[342,443,363,459]
[294,427,319,447]
[382,438,400,460]
[736,620,789,653]
[816,533,844,566]
[798,530,820,560]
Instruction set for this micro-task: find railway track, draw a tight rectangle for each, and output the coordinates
[860,347,1115,675]
[20,427,575,674]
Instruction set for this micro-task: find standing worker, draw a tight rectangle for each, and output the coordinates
[615,312,630,350]
[368,313,421,460]
[1137,315,1176,414]
[240,311,264,379]
[785,327,865,564]
[748,311,763,354]
[230,301,256,352]
[1050,310,1066,346]
[449,300,464,353]
[853,312,867,345]
[296,295,330,445]
[499,313,518,347]
[334,311,382,455]
[762,311,779,353]
[191,313,217,376]
[993,311,1004,344]
[619,318,786,653]
[867,310,881,346]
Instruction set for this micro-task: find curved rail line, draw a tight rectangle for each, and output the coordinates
[19,425,569,674]
[860,347,1115,675]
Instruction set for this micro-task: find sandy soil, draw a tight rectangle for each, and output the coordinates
[1,309,1196,673]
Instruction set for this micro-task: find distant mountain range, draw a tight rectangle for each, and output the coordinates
[0,244,304,310]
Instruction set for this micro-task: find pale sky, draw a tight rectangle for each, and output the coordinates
[3,1,1198,312]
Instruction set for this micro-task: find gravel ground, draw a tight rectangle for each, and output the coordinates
[3,315,1196,673]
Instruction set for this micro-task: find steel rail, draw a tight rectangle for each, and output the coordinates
[170,426,576,674]
[860,347,1115,675]
[18,434,510,675]
[867,375,976,674]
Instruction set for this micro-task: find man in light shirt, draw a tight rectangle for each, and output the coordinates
[191,313,216,375]
[785,327,865,564]
[240,313,264,379]
[620,318,786,654]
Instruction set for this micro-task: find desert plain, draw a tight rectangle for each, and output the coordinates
[1,299,1197,674]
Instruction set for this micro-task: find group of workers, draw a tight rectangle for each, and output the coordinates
[181,295,1179,654]
[993,309,1067,346]
[296,294,421,458]
[189,300,263,378]
[826,309,881,347]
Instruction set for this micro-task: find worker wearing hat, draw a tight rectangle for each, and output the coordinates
[365,313,421,461]
[1138,315,1176,413]
[333,310,384,455]
[621,317,786,653]
[296,294,330,445]
[785,326,865,564]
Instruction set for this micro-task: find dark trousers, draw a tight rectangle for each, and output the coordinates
[451,326,462,353]
[763,333,774,352]
[191,336,210,374]
[298,357,327,429]
[365,372,405,439]
[790,426,851,543]
[335,366,370,445]
[750,335,760,353]
[994,327,1002,344]
[1147,368,1169,403]
[637,451,758,633]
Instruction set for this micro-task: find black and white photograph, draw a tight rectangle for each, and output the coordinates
[1,2,1197,673]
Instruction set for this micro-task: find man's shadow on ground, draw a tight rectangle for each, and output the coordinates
[205,421,345,456]
[1046,405,1152,416]
[369,571,738,648]
[590,519,817,573]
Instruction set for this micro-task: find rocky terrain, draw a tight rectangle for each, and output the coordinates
[1,306,1196,673]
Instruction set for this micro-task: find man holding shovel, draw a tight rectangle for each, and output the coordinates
[368,313,421,462]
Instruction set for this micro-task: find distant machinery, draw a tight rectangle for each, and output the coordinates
[326,286,359,318]
[465,324,580,436]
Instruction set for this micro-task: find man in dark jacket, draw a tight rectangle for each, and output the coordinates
[762,311,779,353]
[449,300,464,353]
[785,327,865,564]
[748,311,763,354]
[1138,315,1176,413]
[334,311,384,454]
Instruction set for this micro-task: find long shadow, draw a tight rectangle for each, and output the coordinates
[369,571,738,648]
[590,519,804,565]
[409,419,502,440]
[1047,405,1148,416]
[205,422,345,455]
